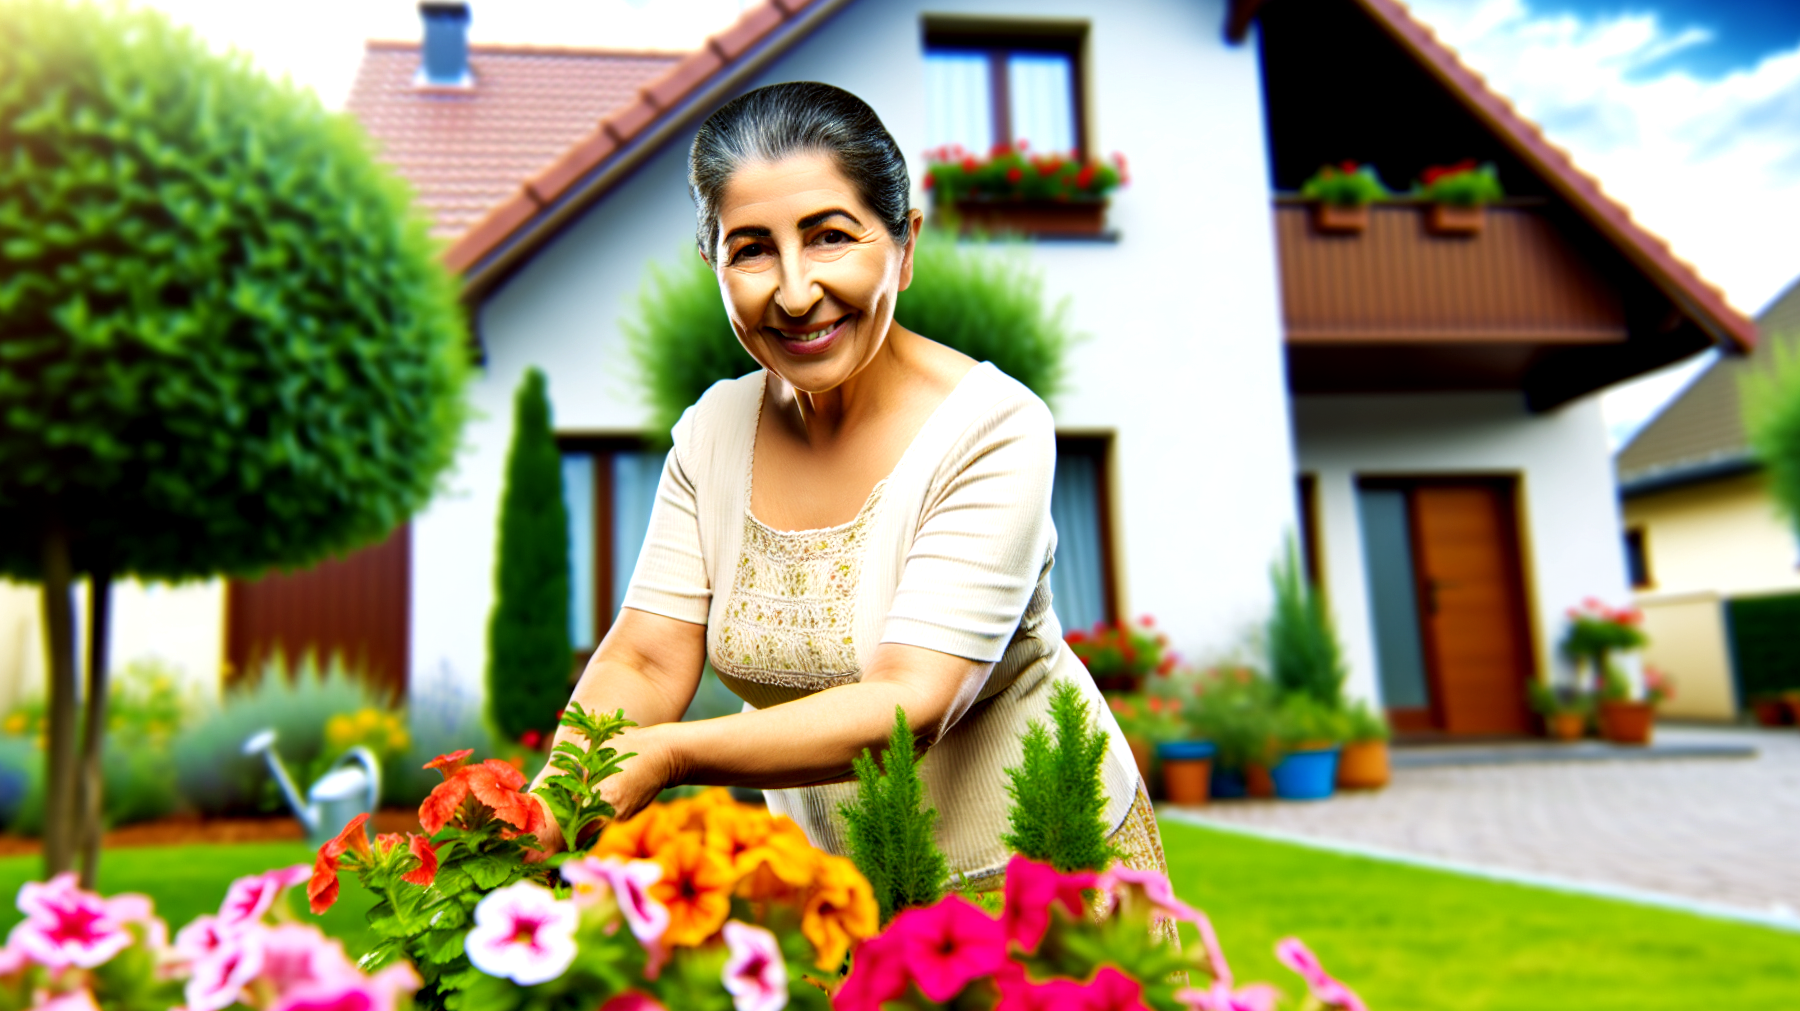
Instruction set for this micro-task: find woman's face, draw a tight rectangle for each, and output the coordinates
[710,152,920,395]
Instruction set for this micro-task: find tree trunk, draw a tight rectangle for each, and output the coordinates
[78,571,112,888]
[39,523,79,878]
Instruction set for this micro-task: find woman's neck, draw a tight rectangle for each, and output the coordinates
[778,323,917,446]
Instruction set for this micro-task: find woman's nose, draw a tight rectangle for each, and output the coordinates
[773,256,821,318]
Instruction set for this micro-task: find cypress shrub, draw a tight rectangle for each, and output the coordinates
[1002,680,1117,873]
[1743,328,1800,522]
[487,368,572,743]
[839,708,949,922]
[1267,536,1349,707]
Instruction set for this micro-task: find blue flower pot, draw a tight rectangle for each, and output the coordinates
[1272,747,1341,801]
[1156,740,1217,762]
[1210,767,1248,799]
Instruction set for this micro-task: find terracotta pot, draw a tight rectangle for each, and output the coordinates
[1246,763,1276,798]
[1162,758,1213,805]
[1752,699,1792,726]
[1599,701,1654,745]
[1127,736,1154,790]
[1336,740,1390,789]
[1428,203,1485,234]
[1312,202,1368,233]
[1547,712,1585,742]
[951,199,1107,237]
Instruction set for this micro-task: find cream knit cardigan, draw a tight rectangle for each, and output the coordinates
[622,363,1138,881]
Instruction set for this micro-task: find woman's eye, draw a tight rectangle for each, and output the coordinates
[818,230,850,244]
[732,242,766,262]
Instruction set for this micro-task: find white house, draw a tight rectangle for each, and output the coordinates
[8,0,1750,739]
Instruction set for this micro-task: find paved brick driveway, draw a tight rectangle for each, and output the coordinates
[1179,726,1800,917]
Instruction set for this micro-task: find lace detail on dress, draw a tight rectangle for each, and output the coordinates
[714,481,885,690]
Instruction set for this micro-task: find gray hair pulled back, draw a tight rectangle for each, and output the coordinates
[689,82,912,257]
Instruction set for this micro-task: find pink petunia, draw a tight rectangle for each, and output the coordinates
[219,865,312,928]
[721,921,787,1011]
[174,915,232,963]
[269,962,421,1011]
[599,995,667,1011]
[999,856,1095,954]
[0,942,27,977]
[9,874,135,970]
[994,970,1092,1011]
[185,928,267,1011]
[887,897,1008,1003]
[562,856,670,976]
[35,989,102,1011]
[465,882,578,986]
[1083,967,1153,1011]
[1098,866,1230,985]
[1175,981,1280,1011]
[1274,938,1366,1011]
[256,924,359,995]
[832,930,908,1011]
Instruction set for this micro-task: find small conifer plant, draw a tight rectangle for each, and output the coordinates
[1003,680,1117,873]
[839,708,949,922]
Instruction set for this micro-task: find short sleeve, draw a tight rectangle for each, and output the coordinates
[880,393,1056,662]
[619,406,712,625]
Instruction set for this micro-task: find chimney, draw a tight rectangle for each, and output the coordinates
[418,2,472,88]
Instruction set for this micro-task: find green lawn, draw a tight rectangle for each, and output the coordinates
[1160,819,1800,1010]
[1,825,1795,1009]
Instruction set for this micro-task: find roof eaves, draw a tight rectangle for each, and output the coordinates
[1347,0,1756,355]
[1617,452,1760,499]
[446,0,854,297]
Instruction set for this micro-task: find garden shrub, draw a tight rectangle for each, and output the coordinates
[1267,537,1348,707]
[840,708,949,922]
[172,654,392,817]
[487,368,573,745]
[1002,681,1116,873]
[1188,668,1280,772]
[1742,329,1800,522]
[626,230,1072,442]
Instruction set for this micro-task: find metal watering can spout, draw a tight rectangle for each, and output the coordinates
[243,728,383,844]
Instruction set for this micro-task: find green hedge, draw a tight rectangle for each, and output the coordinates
[1727,591,1800,700]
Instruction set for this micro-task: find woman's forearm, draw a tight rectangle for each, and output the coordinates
[650,676,951,791]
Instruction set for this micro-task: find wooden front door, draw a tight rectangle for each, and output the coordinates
[1411,485,1532,734]
[225,525,410,699]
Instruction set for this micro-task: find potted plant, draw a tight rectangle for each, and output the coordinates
[1068,615,1177,695]
[1106,692,1186,794]
[1156,738,1217,806]
[1415,159,1504,234]
[1299,161,1390,233]
[1187,667,1279,799]
[1559,598,1652,744]
[924,142,1127,237]
[1527,678,1592,742]
[1269,694,1344,801]
[1335,700,1391,789]
[1598,665,1672,746]
[1750,690,1797,726]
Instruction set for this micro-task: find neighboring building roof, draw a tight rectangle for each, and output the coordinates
[1616,277,1800,495]
[346,41,682,240]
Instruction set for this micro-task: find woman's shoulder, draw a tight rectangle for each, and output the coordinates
[946,362,1054,439]
[671,370,764,458]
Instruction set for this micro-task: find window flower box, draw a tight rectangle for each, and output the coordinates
[951,198,1107,237]
[926,143,1125,238]
[1417,160,1504,236]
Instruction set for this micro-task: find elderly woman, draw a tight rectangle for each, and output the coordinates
[537,81,1166,888]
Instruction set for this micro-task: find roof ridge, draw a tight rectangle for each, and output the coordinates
[1352,0,1754,352]
[364,39,690,58]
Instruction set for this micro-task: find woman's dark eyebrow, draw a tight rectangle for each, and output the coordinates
[722,225,772,244]
[799,208,861,229]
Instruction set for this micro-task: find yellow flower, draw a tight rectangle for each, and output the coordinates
[3,714,27,735]
[801,854,879,969]
[593,804,685,862]
[650,833,736,947]
[734,817,820,901]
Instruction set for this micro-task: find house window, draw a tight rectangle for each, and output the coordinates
[561,437,663,652]
[923,20,1087,157]
[1050,435,1117,634]
[1624,527,1652,589]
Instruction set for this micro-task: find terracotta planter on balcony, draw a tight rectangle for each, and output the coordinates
[1335,740,1391,789]
[1427,203,1486,235]
[1599,701,1654,745]
[1311,202,1369,234]
[951,199,1106,237]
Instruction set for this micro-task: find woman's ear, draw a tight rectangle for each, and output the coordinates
[696,241,712,267]
[896,208,925,292]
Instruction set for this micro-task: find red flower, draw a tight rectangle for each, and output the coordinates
[1005,166,1024,185]
[423,749,473,779]
[1421,158,1479,185]
[308,814,372,914]
[1339,160,1360,174]
[923,174,935,190]
[402,834,440,887]
[419,757,544,837]
[990,142,1012,158]
[1075,165,1096,189]
[961,156,979,173]
[520,729,543,750]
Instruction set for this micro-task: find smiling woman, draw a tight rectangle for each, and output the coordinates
[530,82,1162,890]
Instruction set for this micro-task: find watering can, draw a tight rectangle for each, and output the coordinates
[243,728,382,844]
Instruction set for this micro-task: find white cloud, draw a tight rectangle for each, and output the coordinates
[1404,0,1800,444]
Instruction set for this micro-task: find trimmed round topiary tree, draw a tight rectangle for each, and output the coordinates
[626,229,1071,440]
[486,368,573,745]
[0,0,470,878]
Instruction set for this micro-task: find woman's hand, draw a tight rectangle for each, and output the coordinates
[596,726,681,824]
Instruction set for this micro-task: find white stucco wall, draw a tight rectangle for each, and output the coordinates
[409,0,1295,699]
[1292,392,1636,705]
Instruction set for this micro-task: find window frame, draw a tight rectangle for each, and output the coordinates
[1053,432,1121,628]
[558,434,652,658]
[1623,526,1653,590]
[922,16,1092,159]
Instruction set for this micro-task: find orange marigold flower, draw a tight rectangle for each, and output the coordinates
[651,833,736,947]
[800,855,878,970]
[594,804,686,862]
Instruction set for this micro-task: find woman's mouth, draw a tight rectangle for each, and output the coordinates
[769,315,850,356]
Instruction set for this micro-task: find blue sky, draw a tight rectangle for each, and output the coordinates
[1527,0,1800,77]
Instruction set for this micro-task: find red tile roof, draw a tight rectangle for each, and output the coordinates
[345,41,683,240]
